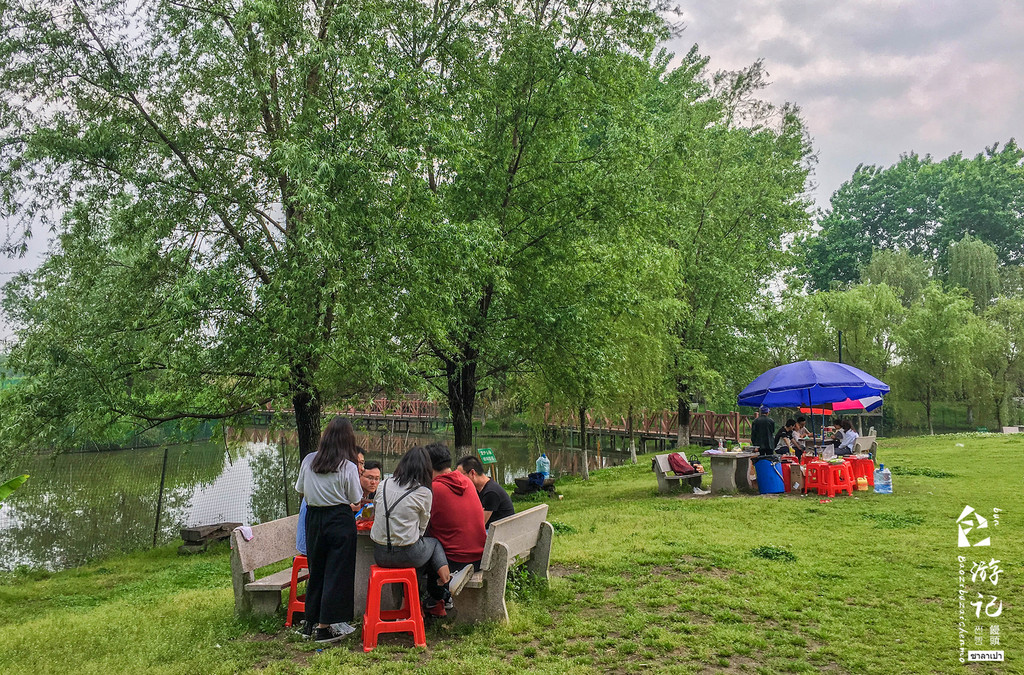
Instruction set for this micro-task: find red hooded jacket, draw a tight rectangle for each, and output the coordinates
[429,471,487,563]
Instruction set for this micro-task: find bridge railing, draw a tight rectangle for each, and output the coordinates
[542,405,753,443]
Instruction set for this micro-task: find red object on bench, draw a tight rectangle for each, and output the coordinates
[362,565,426,652]
[285,555,308,628]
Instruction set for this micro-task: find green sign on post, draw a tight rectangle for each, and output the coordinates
[477,448,497,465]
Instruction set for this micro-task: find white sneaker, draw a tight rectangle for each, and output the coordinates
[448,565,474,596]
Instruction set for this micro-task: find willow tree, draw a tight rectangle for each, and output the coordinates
[860,248,932,307]
[947,234,1001,310]
[650,56,813,446]
[401,0,669,451]
[893,284,975,434]
[983,297,1024,427]
[787,282,905,376]
[0,0,462,459]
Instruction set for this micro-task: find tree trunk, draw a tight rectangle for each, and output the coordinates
[966,404,974,426]
[925,386,934,435]
[677,384,691,448]
[578,405,590,480]
[293,390,322,461]
[446,357,477,454]
[628,405,637,464]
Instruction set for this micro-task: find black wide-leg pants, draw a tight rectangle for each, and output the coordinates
[304,504,356,625]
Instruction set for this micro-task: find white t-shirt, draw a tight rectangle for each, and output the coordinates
[294,453,362,507]
[839,429,859,452]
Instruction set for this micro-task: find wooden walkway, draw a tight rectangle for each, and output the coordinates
[251,398,753,449]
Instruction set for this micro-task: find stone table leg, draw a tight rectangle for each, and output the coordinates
[354,532,403,616]
[709,457,739,493]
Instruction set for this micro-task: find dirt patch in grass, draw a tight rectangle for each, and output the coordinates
[697,654,759,674]
[549,563,580,577]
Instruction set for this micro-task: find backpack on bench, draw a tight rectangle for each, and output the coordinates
[667,452,696,475]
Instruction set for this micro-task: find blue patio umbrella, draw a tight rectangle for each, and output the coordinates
[738,361,889,448]
[738,361,890,409]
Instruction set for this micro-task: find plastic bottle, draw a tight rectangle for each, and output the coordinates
[535,453,550,478]
[874,463,892,494]
[717,438,725,451]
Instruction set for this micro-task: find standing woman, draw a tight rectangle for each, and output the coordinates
[294,417,363,643]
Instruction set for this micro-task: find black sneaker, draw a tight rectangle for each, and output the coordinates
[294,621,314,640]
[314,622,355,644]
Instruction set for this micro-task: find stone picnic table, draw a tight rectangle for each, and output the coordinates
[703,451,759,494]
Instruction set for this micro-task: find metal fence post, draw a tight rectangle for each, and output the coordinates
[152,447,169,548]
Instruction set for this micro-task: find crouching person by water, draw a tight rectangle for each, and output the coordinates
[371,447,474,614]
[293,417,363,643]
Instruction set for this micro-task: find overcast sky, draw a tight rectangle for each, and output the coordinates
[665,0,1024,207]
[3,1,1023,337]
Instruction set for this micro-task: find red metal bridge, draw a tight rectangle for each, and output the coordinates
[254,398,752,447]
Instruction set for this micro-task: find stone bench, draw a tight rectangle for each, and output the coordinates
[229,514,307,616]
[453,504,553,624]
[652,453,704,493]
[1002,426,1020,434]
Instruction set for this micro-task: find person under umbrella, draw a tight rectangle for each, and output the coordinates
[750,406,776,456]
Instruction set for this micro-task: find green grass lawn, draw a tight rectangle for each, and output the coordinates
[1,434,1022,674]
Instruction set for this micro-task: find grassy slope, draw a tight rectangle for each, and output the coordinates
[1,434,1021,674]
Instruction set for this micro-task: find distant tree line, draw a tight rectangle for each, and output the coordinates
[780,144,1024,433]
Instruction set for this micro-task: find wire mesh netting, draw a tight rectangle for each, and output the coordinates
[0,433,303,572]
[1,426,619,572]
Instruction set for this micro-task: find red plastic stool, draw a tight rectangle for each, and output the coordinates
[826,462,855,497]
[362,565,426,652]
[285,555,309,627]
[847,457,875,487]
[804,461,831,496]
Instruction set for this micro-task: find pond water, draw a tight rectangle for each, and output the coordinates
[0,428,632,572]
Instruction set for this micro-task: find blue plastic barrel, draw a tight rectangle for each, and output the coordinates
[754,458,785,494]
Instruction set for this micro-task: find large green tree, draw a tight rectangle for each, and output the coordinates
[650,58,813,445]
[802,141,1024,291]
[0,0,501,459]
[892,283,975,434]
[403,0,667,450]
[801,153,942,290]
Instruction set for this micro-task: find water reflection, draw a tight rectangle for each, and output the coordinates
[1,429,628,571]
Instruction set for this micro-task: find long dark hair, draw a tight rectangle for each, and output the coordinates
[311,417,358,474]
[392,446,433,489]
